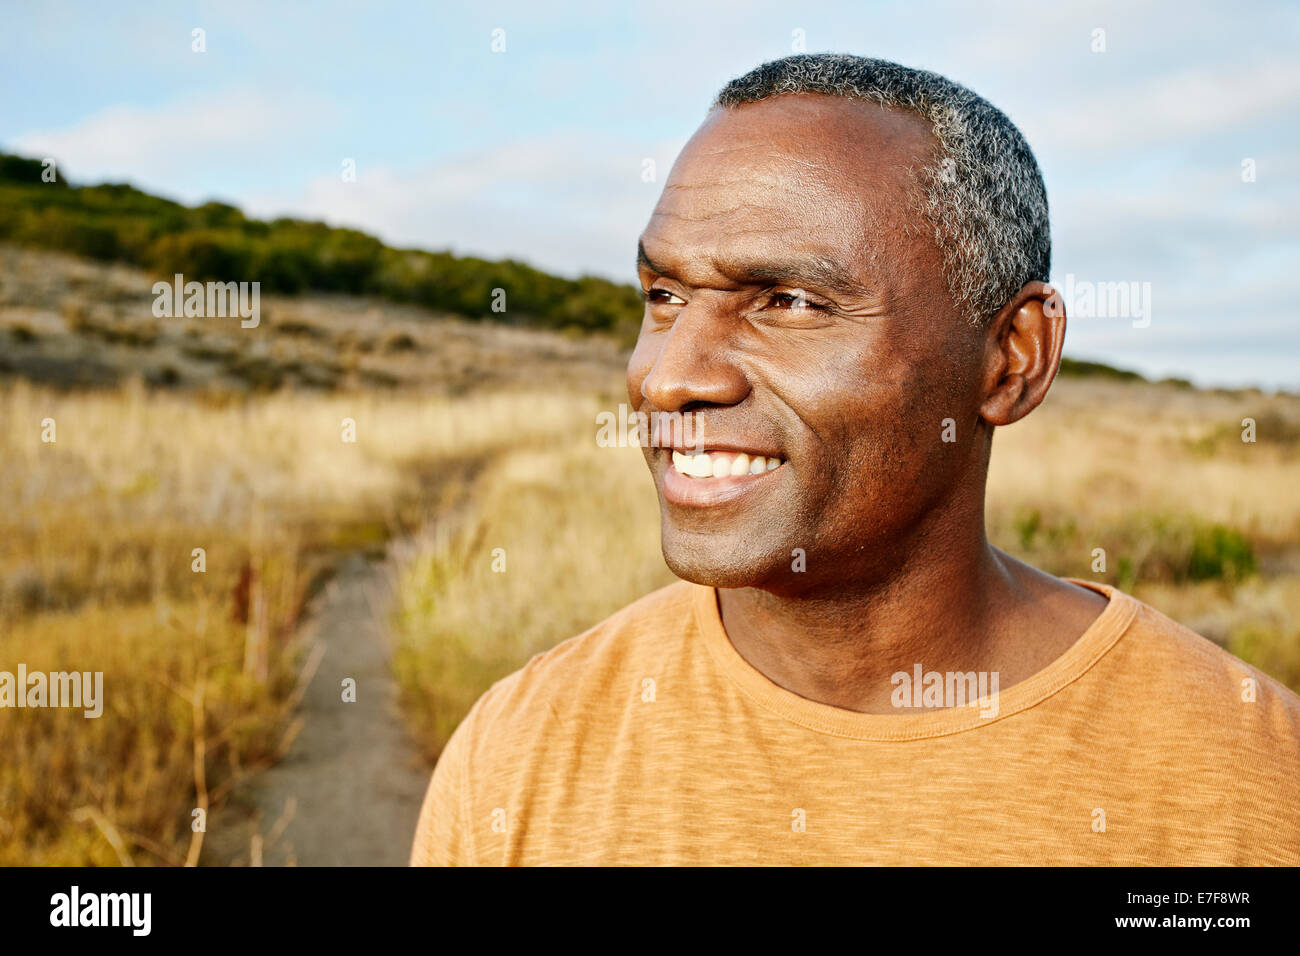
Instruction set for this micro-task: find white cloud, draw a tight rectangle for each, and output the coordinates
[1034,59,1300,154]
[241,132,688,281]
[9,89,328,200]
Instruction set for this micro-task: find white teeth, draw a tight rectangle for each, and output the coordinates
[671,449,784,479]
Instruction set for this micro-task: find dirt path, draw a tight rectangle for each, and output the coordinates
[205,552,431,866]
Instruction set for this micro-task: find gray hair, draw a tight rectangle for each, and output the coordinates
[713,53,1050,326]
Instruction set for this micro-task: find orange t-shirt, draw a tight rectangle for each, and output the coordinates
[410,579,1300,865]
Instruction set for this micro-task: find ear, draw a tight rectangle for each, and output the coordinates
[978,281,1065,427]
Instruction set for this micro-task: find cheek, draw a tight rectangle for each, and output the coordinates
[789,352,955,503]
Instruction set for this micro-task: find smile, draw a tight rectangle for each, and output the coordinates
[671,449,784,478]
[661,448,786,508]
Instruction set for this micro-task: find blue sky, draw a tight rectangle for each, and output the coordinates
[3,0,1297,388]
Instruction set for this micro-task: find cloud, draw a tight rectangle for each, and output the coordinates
[241,132,688,281]
[1035,59,1300,155]
[8,88,329,201]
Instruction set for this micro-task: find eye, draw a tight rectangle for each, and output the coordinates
[644,288,686,306]
[768,290,829,311]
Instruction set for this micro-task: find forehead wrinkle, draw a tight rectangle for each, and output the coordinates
[663,167,834,197]
[647,199,805,225]
[660,176,859,245]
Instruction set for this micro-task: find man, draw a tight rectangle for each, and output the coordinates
[411,54,1300,866]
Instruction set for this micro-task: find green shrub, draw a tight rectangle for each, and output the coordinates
[993,509,1257,588]
[1187,524,1256,583]
[147,230,253,280]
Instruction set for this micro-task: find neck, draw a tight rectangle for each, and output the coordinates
[715,503,1098,714]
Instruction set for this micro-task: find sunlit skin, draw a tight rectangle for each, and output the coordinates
[627,93,1107,714]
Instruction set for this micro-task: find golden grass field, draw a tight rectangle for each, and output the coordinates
[0,376,607,864]
[2,246,1298,863]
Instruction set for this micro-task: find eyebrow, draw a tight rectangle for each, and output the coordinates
[637,238,875,300]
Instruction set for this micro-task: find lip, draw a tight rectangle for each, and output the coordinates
[657,441,785,460]
[660,450,786,507]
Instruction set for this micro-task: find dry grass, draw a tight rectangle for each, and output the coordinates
[989,379,1300,548]
[391,436,674,760]
[0,375,607,863]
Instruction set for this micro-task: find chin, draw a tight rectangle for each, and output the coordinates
[664,555,761,589]
[659,528,786,591]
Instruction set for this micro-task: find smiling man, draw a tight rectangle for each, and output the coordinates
[411,54,1300,866]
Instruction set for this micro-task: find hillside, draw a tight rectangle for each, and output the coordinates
[0,153,644,342]
[0,245,627,395]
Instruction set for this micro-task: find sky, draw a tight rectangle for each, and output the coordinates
[2,0,1297,389]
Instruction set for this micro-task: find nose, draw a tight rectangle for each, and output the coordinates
[639,302,749,413]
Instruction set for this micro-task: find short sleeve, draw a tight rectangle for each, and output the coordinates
[409,711,476,866]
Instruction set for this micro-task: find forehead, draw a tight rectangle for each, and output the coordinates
[643,94,937,280]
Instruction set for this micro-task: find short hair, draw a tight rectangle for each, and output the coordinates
[713,53,1050,326]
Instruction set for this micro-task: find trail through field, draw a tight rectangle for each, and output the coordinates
[205,552,430,866]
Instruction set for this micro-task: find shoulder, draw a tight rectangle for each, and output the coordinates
[1093,584,1300,768]
[1125,591,1297,711]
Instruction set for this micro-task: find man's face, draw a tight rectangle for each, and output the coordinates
[628,93,988,595]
